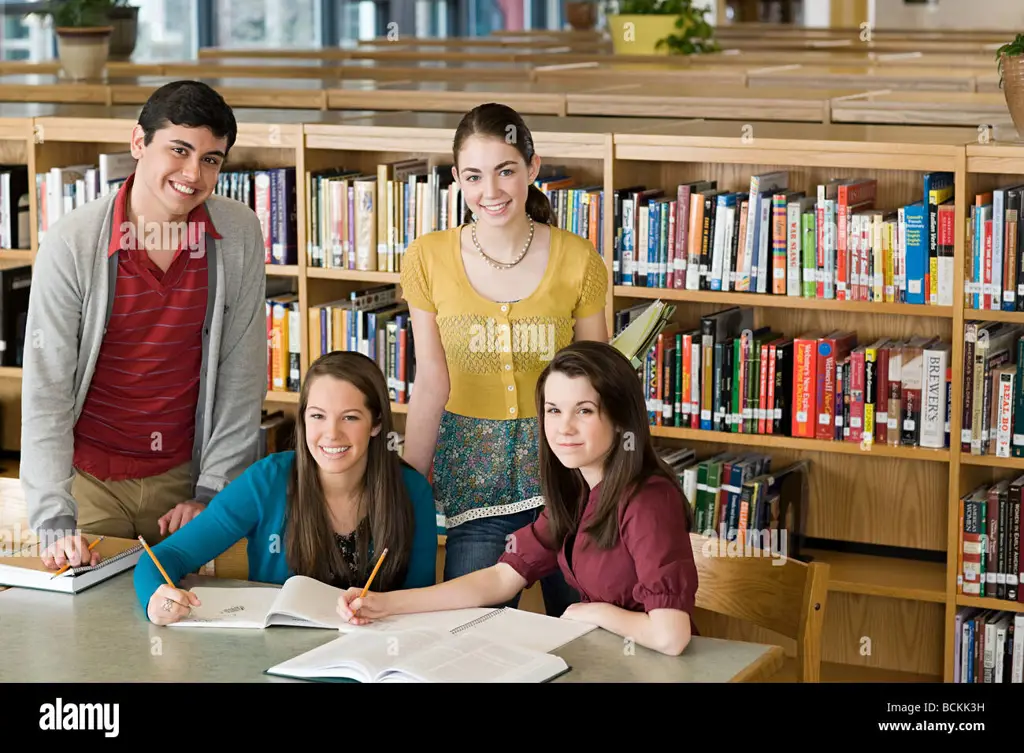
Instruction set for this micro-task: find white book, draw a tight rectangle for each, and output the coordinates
[265,607,596,683]
[170,575,408,630]
[168,576,600,651]
[1013,614,1024,683]
[920,342,950,449]
[993,613,1012,683]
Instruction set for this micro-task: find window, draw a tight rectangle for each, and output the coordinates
[132,0,197,61]
[0,0,49,62]
[214,0,319,48]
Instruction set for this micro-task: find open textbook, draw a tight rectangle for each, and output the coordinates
[169,575,364,629]
[167,575,597,653]
[265,607,597,683]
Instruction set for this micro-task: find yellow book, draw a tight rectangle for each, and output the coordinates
[610,300,676,370]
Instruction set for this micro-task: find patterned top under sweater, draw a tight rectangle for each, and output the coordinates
[332,530,360,588]
[399,223,608,527]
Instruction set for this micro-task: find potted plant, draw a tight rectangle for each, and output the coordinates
[108,0,139,61]
[996,33,1024,137]
[32,0,118,81]
[607,0,719,57]
[564,0,602,31]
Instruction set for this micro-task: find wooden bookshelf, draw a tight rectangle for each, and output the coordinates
[4,102,1024,682]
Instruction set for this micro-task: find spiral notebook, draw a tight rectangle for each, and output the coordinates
[0,536,143,593]
[265,607,595,683]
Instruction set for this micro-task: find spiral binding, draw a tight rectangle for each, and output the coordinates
[65,543,143,577]
[450,608,504,634]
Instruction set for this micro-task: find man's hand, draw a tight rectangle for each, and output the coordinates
[40,533,101,570]
[157,500,206,536]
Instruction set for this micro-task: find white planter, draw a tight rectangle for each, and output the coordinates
[56,26,113,81]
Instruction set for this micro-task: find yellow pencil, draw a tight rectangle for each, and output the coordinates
[360,548,388,599]
[50,536,105,579]
[137,535,175,587]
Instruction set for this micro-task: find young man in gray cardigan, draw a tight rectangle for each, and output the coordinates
[22,81,268,570]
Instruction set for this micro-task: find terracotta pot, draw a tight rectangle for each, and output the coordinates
[108,6,139,62]
[1001,53,1024,137]
[55,26,112,81]
[565,1,598,31]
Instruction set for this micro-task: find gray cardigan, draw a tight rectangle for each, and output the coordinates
[21,189,269,538]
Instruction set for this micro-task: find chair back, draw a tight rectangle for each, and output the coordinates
[690,532,829,682]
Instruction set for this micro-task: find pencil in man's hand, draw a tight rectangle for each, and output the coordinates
[50,536,105,579]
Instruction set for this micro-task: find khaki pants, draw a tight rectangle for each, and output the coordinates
[72,462,193,545]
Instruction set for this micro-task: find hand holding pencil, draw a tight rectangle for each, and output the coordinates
[41,532,103,571]
[336,548,391,626]
[138,535,202,626]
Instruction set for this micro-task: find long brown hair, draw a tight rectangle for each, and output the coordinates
[535,341,693,549]
[283,351,414,591]
[453,102,554,225]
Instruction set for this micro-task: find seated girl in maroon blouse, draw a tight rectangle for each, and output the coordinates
[336,340,699,656]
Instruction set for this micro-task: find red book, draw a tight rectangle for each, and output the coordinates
[791,333,822,438]
[815,331,858,441]
[847,346,866,442]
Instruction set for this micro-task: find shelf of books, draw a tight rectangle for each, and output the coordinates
[608,122,967,683]
[3,103,1024,682]
[950,142,1024,684]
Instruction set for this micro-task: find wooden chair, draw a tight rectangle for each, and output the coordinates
[211,539,249,580]
[689,532,829,682]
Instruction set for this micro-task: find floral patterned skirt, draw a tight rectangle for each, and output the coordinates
[432,410,543,528]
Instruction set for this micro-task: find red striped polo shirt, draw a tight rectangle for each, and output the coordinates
[72,173,221,481]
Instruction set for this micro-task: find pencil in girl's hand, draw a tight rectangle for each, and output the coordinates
[137,535,174,588]
[360,548,388,598]
[50,536,105,579]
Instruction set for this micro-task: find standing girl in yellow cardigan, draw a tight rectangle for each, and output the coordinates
[400,102,608,615]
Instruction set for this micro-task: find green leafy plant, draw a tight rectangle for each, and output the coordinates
[615,0,719,55]
[31,0,119,28]
[995,33,1024,89]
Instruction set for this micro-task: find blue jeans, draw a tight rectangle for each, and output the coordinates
[443,507,580,616]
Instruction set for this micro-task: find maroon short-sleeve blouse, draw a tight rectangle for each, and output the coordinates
[499,474,699,629]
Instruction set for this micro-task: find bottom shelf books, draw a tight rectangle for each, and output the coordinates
[958,475,1023,602]
[657,446,808,563]
[954,607,1023,683]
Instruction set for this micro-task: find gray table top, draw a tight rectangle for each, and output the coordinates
[0,573,783,683]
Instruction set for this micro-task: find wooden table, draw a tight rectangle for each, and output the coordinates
[0,572,784,683]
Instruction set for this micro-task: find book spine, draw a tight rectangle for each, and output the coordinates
[792,336,817,438]
[920,345,948,449]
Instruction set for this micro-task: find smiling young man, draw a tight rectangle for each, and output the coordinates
[21,81,268,570]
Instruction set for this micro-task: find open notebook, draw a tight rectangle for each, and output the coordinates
[168,576,490,631]
[0,536,143,593]
[265,607,597,683]
[168,576,598,653]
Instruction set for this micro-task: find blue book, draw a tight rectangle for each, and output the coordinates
[903,201,928,305]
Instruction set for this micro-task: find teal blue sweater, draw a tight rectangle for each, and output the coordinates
[133,451,438,616]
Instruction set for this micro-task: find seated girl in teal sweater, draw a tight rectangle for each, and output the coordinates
[134,351,439,625]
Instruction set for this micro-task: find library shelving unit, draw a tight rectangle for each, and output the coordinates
[0,107,35,452]
[953,140,1024,678]
[4,101,1024,681]
[609,118,973,682]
